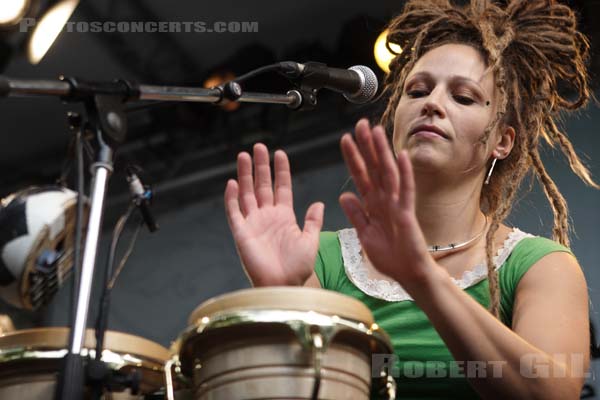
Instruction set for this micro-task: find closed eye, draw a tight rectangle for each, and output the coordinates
[406,89,477,105]
[407,90,429,98]
[453,95,475,105]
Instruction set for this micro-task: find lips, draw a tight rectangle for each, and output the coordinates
[409,124,449,139]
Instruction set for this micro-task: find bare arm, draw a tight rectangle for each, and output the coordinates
[409,251,589,400]
[338,119,589,399]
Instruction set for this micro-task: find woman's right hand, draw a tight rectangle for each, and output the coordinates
[224,143,324,286]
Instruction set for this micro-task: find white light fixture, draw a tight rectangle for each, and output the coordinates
[373,29,402,74]
[27,0,79,65]
[0,0,31,28]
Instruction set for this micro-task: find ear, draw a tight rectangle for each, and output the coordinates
[492,125,515,160]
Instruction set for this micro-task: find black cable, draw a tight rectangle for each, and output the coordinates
[232,63,284,84]
[90,206,137,400]
[70,121,85,332]
[94,203,136,359]
[107,221,143,289]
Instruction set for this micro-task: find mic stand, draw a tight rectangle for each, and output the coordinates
[55,84,130,400]
[40,78,301,400]
[0,73,317,398]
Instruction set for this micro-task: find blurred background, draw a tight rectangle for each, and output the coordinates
[0,0,599,397]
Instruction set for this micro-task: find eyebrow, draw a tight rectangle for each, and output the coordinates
[405,71,487,99]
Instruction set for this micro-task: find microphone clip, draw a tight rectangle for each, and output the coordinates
[278,61,328,91]
[125,166,159,233]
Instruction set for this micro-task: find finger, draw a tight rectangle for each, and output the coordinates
[397,150,416,211]
[236,152,258,215]
[372,125,400,197]
[339,192,369,233]
[355,119,382,188]
[302,202,324,239]
[224,179,245,233]
[253,143,274,207]
[340,134,372,198]
[274,150,293,207]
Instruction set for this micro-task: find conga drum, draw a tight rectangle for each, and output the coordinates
[167,287,396,400]
[0,327,170,399]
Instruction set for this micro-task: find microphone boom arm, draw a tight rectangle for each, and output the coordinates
[0,75,304,107]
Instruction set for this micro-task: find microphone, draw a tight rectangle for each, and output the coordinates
[278,61,379,104]
[126,168,159,233]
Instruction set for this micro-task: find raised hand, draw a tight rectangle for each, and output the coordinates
[339,119,439,291]
[224,143,324,286]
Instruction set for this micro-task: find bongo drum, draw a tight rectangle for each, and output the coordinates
[167,287,396,400]
[0,327,170,399]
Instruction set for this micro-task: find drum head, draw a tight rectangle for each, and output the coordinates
[188,287,374,326]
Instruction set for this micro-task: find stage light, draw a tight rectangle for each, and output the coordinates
[373,29,402,74]
[0,0,30,28]
[27,0,78,65]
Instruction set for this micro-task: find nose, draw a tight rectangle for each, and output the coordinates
[420,88,446,118]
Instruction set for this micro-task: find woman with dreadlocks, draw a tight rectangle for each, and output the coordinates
[224,0,597,398]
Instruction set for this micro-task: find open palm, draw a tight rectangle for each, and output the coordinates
[224,144,324,286]
[338,119,437,289]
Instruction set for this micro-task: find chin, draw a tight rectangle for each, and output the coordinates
[406,145,447,172]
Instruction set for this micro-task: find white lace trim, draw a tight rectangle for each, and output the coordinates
[338,227,535,302]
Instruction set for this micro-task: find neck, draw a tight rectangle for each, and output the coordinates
[413,169,487,250]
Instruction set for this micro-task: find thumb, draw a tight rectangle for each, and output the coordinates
[302,202,325,238]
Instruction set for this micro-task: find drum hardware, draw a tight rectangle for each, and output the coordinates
[310,331,324,399]
[86,357,142,397]
[164,358,178,400]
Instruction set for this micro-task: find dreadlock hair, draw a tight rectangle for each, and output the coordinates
[379,0,599,319]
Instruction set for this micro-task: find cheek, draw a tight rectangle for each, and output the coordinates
[392,100,410,149]
[451,110,489,142]
[451,113,492,160]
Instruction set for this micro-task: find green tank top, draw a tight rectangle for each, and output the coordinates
[314,228,572,399]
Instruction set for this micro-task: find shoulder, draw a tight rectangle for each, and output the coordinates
[515,244,584,295]
[497,230,580,322]
[507,234,587,313]
[510,235,573,261]
[500,233,574,286]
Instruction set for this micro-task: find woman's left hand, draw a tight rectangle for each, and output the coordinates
[339,119,443,292]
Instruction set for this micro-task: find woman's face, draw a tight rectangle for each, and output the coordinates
[392,43,497,178]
